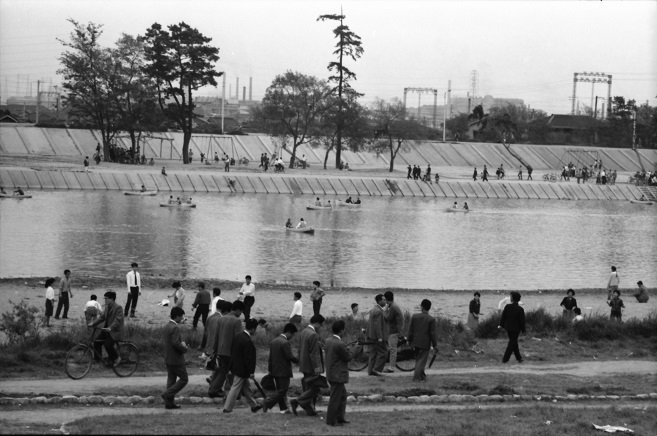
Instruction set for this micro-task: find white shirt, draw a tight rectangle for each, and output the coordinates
[240,282,255,298]
[572,315,584,323]
[126,270,141,292]
[45,286,55,300]
[608,272,620,287]
[209,296,225,315]
[85,300,103,312]
[290,300,303,318]
[297,221,307,229]
[498,297,523,310]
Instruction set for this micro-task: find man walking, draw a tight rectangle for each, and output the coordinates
[499,291,525,363]
[407,165,412,179]
[222,319,262,413]
[90,291,125,367]
[191,282,211,330]
[263,322,299,414]
[366,294,389,376]
[325,320,352,427]
[84,156,90,172]
[473,167,478,181]
[384,291,403,373]
[239,275,256,321]
[55,269,73,319]
[125,262,141,318]
[407,299,437,382]
[291,314,325,416]
[201,299,227,360]
[482,165,489,182]
[208,300,244,398]
[162,306,188,409]
[527,165,533,180]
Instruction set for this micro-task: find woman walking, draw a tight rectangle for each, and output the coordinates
[467,292,481,329]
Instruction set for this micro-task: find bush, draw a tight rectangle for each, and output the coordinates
[0,300,41,345]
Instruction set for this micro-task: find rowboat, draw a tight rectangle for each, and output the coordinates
[286,227,315,234]
[160,202,197,208]
[0,193,32,199]
[306,204,333,210]
[124,191,157,196]
[445,208,470,213]
[629,199,653,205]
[336,200,361,208]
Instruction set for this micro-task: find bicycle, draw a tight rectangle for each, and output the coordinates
[542,173,558,182]
[65,328,139,380]
[345,336,416,372]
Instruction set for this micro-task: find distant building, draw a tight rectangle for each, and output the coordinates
[544,114,594,144]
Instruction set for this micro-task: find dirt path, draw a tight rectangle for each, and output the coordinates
[1,360,655,396]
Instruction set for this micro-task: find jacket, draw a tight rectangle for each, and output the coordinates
[203,312,222,356]
[268,334,299,378]
[500,303,526,333]
[92,302,125,341]
[229,331,256,378]
[163,320,187,366]
[367,304,389,341]
[298,326,322,375]
[325,335,351,384]
[386,302,404,334]
[214,313,243,356]
[192,289,212,308]
[407,312,437,350]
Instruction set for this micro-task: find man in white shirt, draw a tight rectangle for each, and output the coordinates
[209,287,224,316]
[238,275,256,321]
[290,292,303,324]
[296,218,307,229]
[607,266,620,300]
[125,262,142,318]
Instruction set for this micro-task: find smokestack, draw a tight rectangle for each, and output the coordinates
[229,84,232,100]
[236,77,239,102]
[243,87,246,102]
[249,77,252,101]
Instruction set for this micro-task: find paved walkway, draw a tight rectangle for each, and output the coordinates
[1,360,655,396]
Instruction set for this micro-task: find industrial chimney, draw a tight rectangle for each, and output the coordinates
[249,77,253,101]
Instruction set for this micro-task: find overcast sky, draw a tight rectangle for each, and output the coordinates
[1,0,655,114]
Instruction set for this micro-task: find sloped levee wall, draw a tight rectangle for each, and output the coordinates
[1,126,656,172]
[0,168,645,201]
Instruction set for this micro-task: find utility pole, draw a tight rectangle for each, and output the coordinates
[443,91,447,142]
[36,80,40,124]
[632,108,637,149]
[221,73,226,134]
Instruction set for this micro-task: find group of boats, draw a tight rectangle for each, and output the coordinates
[123,188,197,208]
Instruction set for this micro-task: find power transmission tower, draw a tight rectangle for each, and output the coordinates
[403,87,438,128]
[571,72,612,117]
[468,70,480,112]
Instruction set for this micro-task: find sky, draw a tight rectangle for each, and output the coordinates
[1,0,656,114]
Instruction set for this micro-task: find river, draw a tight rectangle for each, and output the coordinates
[0,191,655,290]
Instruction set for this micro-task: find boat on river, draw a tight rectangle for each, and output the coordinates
[306,204,333,210]
[124,190,157,196]
[286,226,315,234]
[160,202,197,208]
[336,200,361,208]
[0,193,32,199]
[445,207,470,213]
[629,199,653,205]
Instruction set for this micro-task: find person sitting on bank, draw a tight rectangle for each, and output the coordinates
[149,158,155,166]
[140,185,146,192]
[296,218,307,229]
[345,197,353,204]
[162,167,168,176]
[639,195,648,201]
[285,218,293,228]
[633,281,649,303]
[14,187,25,196]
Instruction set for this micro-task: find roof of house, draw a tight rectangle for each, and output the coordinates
[547,115,593,130]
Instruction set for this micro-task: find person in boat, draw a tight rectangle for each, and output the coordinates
[168,196,176,205]
[463,202,469,210]
[296,218,307,229]
[639,195,648,201]
[452,201,458,209]
[140,185,146,192]
[315,197,322,206]
[187,197,193,204]
[354,197,361,205]
[345,197,353,204]
[0,187,6,195]
[176,197,182,205]
[285,218,292,228]
[161,167,167,176]
[14,187,25,196]
[327,200,332,207]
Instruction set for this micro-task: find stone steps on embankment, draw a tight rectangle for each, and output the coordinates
[0,167,646,201]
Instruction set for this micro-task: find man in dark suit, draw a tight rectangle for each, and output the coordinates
[263,323,299,413]
[366,294,389,376]
[90,291,125,366]
[161,306,188,409]
[208,300,244,398]
[499,291,526,363]
[291,314,325,416]
[407,299,437,382]
[222,319,262,413]
[325,320,352,427]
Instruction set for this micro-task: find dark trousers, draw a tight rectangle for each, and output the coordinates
[312,299,322,317]
[326,382,347,425]
[413,348,430,381]
[243,296,255,321]
[124,287,139,316]
[264,376,290,411]
[367,341,388,374]
[55,292,69,318]
[208,355,232,397]
[502,330,522,362]
[163,364,188,403]
[193,304,209,328]
[297,374,320,410]
[94,330,118,362]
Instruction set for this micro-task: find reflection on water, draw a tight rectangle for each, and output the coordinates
[1,191,655,290]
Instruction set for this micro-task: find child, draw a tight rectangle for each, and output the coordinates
[168,282,185,309]
[607,290,625,321]
[85,294,103,327]
[44,278,56,327]
[572,307,584,324]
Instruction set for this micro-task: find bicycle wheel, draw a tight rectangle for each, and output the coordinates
[395,344,417,372]
[65,345,93,380]
[346,341,368,372]
[113,343,139,377]
[550,174,557,182]
[542,174,549,181]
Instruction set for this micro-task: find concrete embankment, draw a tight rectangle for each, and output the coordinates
[0,167,645,201]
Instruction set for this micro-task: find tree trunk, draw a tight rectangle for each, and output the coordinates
[129,130,137,163]
[182,130,192,164]
[288,141,299,169]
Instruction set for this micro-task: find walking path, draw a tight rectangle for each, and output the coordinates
[1,360,655,396]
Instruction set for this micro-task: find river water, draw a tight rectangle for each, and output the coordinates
[0,191,655,290]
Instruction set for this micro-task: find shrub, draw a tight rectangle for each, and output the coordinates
[0,300,41,345]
